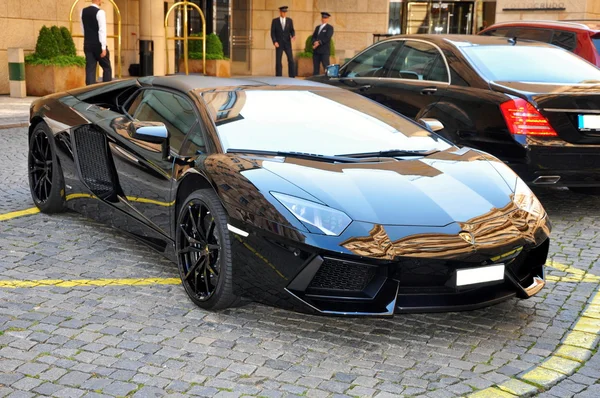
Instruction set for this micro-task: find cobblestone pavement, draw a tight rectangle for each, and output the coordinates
[1,126,599,398]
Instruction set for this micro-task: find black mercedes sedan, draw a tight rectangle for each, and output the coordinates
[28,75,550,316]
[309,35,600,194]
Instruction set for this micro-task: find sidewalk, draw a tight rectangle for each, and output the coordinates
[0,95,37,129]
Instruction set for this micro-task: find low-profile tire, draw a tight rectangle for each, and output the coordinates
[568,186,600,195]
[28,122,66,213]
[176,189,238,310]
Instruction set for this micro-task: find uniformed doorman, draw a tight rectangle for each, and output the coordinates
[312,12,334,76]
[270,5,296,78]
[80,0,112,85]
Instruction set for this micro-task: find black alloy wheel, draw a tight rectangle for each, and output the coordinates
[28,123,66,213]
[176,190,238,310]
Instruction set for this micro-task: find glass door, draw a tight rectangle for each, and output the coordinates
[406,1,474,35]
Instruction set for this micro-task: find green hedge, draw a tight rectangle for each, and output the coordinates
[188,33,225,58]
[26,25,84,67]
[299,34,335,58]
[188,52,229,61]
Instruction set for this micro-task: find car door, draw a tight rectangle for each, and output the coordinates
[371,40,450,118]
[322,40,401,99]
[107,88,201,238]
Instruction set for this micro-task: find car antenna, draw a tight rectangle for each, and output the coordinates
[508,37,517,45]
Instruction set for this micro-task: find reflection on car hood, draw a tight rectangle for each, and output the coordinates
[261,148,517,227]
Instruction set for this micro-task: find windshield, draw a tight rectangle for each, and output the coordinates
[461,45,600,83]
[199,89,451,155]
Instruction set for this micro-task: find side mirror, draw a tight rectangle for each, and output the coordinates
[128,121,170,159]
[326,64,340,78]
[418,118,444,132]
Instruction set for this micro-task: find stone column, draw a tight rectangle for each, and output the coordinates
[7,48,26,98]
[139,0,170,76]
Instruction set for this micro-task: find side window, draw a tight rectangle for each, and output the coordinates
[133,90,198,154]
[513,28,553,43]
[389,41,449,82]
[481,28,512,37]
[342,41,398,78]
[551,30,577,51]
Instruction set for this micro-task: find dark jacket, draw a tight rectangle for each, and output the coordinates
[271,17,295,47]
[312,23,334,55]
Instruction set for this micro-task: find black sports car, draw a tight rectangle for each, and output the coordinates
[28,75,551,316]
[309,35,600,194]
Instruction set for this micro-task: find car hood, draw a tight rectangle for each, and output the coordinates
[260,148,518,227]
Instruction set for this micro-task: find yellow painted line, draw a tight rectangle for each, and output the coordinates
[0,207,40,221]
[0,194,174,223]
[470,262,600,397]
[0,277,181,289]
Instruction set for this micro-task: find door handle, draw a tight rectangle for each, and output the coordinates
[421,87,437,95]
[359,84,372,92]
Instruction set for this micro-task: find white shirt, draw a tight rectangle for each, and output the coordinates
[80,4,107,50]
[280,17,286,29]
[318,23,327,35]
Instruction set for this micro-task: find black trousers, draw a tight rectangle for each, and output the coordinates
[85,48,112,86]
[313,52,330,76]
[275,44,295,78]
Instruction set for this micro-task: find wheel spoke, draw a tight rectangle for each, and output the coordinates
[188,206,206,241]
[33,173,44,196]
[29,166,45,174]
[179,223,204,246]
[184,255,206,281]
[178,245,204,255]
[203,265,210,295]
[206,261,219,276]
[206,219,216,242]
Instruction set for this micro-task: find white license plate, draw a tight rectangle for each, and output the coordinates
[578,114,600,130]
[456,264,505,287]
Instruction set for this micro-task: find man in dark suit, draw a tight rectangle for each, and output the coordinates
[312,12,334,76]
[80,0,112,85]
[270,6,295,77]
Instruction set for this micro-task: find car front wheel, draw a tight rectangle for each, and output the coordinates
[176,189,238,310]
[28,123,66,213]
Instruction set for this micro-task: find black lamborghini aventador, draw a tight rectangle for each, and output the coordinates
[27,75,551,316]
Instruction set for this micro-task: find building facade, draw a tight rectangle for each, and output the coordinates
[1,0,599,94]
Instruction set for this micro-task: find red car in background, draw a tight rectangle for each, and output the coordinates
[479,20,600,67]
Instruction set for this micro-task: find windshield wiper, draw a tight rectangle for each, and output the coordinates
[336,149,440,158]
[226,149,362,163]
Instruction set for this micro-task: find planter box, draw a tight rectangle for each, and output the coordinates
[178,59,231,77]
[25,64,85,97]
[296,56,338,77]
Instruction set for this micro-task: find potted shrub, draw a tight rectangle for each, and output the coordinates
[297,35,337,77]
[25,26,86,96]
[179,33,231,77]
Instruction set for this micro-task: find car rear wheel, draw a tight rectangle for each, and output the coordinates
[28,123,66,213]
[176,189,238,310]
[568,186,600,195]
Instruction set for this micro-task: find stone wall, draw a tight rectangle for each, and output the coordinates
[250,0,388,76]
[495,0,598,22]
[0,0,116,94]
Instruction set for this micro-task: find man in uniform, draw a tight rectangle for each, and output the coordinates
[80,0,112,85]
[312,12,334,76]
[270,6,295,78]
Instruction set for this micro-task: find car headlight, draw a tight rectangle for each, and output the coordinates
[513,178,545,217]
[271,192,352,236]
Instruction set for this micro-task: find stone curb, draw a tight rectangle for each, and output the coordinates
[0,121,28,130]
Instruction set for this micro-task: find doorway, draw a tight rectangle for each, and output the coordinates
[231,0,251,75]
[406,1,475,35]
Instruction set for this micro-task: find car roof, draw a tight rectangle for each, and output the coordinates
[482,20,600,33]
[141,75,334,93]
[380,34,557,48]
